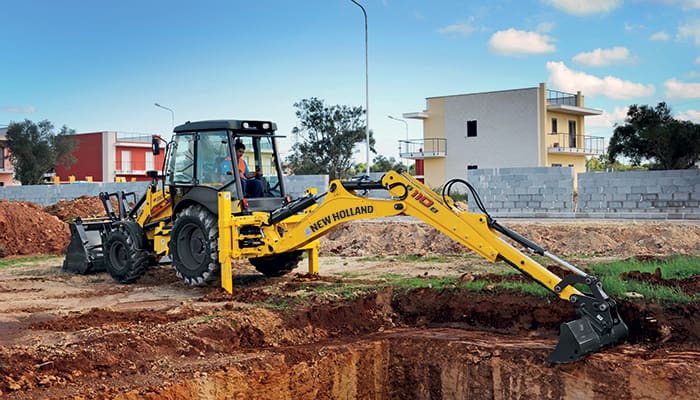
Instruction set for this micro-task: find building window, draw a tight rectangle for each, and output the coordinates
[145,152,154,170]
[0,146,4,169]
[466,120,477,137]
[467,165,478,170]
[121,150,132,172]
[551,118,557,134]
[551,163,562,167]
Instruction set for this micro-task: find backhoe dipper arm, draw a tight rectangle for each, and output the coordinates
[265,170,628,363]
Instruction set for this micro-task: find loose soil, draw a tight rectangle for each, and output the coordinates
[0,197,699,399]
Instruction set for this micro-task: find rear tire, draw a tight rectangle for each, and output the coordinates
[170,205,220,286]
[104,221,149,283]
[249,250,303,277]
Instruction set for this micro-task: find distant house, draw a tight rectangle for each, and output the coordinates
[0,127,15,186]
[402,82,604,187]
[55,131,166,182]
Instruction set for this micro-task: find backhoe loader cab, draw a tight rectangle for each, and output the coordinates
[166,120,287,215]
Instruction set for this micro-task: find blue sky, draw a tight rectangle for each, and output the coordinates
[2,0,699,163]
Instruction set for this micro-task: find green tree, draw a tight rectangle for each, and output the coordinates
[586,155,647,172]
[608,102,700,169]
[6,119,77,185]
[369,155,403,172]
[286,98,375,179]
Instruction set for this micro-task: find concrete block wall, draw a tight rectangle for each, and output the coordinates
[0,182,150,206]
[0,176,329,206]
[577,169,700,219]
[283,175,329,199]
[465,167,575,217]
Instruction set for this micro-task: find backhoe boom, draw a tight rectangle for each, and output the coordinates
[218,170,628,363]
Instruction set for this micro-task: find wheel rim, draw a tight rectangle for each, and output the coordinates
[108,240,128,273]
[177,222,207,272]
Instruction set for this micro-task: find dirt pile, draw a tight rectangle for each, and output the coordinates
[321,220,700,258]
[0,200,69,257]
[42,195,107,222]
[0,195,699,259]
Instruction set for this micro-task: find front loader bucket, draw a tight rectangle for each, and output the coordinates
[547,309,629,363]
[62,220,108,274]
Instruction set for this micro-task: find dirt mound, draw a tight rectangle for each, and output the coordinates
[42,195,106,222]
[0,200,69,257]
[320,220,700,258]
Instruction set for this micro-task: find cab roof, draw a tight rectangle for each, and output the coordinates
[173,120,277,134]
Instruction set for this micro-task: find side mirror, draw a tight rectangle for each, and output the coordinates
[152,137,160,155]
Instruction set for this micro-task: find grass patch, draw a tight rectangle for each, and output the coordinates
[589,255,700,279]
[0,256,60,270]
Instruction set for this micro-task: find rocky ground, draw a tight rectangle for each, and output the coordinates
[0,197,699,399]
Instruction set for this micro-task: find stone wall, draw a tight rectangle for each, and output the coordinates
[0,176,329,206]
[465,167,575,218]
[577,170,700,219]
[465,167,700,220]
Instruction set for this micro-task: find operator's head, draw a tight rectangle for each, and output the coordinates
[235,141,245,158]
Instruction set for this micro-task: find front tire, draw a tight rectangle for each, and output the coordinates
[104,221,149,283]
[249,250,303,277]
[170,205,219,286]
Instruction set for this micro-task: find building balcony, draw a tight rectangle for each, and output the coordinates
[548,133,605,156]
[399,138,446,159]
[546,89,602,116]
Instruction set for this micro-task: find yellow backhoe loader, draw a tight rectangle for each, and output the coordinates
[63,119,628,363]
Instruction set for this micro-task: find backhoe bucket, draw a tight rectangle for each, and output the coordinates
[547,313,629,363]
[62,219,108,274]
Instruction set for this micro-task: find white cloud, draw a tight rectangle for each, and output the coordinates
[438,17,477,35]
[586,106,629,127]
[536,21,556,33]
[649,31,671,41]
[546,61,655,99]
[677,19,700,45]
[676,109,700,121]
[488,29,556,56]
[652,0,700,10]
[541,0,622,16]
[0,105,36,114]
[572,47,635,66]
[664,78,700,98]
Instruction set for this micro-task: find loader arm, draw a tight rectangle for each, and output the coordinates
[220,170,628,363]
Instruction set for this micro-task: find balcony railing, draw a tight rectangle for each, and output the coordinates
[399,138,446,159]
[546,89,577,106]
[548,133,605,155]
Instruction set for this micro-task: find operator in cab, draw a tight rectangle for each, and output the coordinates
[227,141,262,197]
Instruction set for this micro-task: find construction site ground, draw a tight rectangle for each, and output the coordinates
[0,197,699,399]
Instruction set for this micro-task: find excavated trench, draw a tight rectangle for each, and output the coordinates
[105,287,700,400]
[2,265,699,399]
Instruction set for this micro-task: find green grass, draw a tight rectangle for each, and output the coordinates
[323,255,700,304]
[589,256,700,279]
[586,255,700,303]
[0,256,60,270]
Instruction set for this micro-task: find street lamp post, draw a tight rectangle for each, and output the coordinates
[154,102,175,129]
[388,115,408,171]
[350,0,370,176]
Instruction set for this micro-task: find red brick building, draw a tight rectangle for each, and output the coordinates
[55,131,166,182]
[0,127,15,186]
